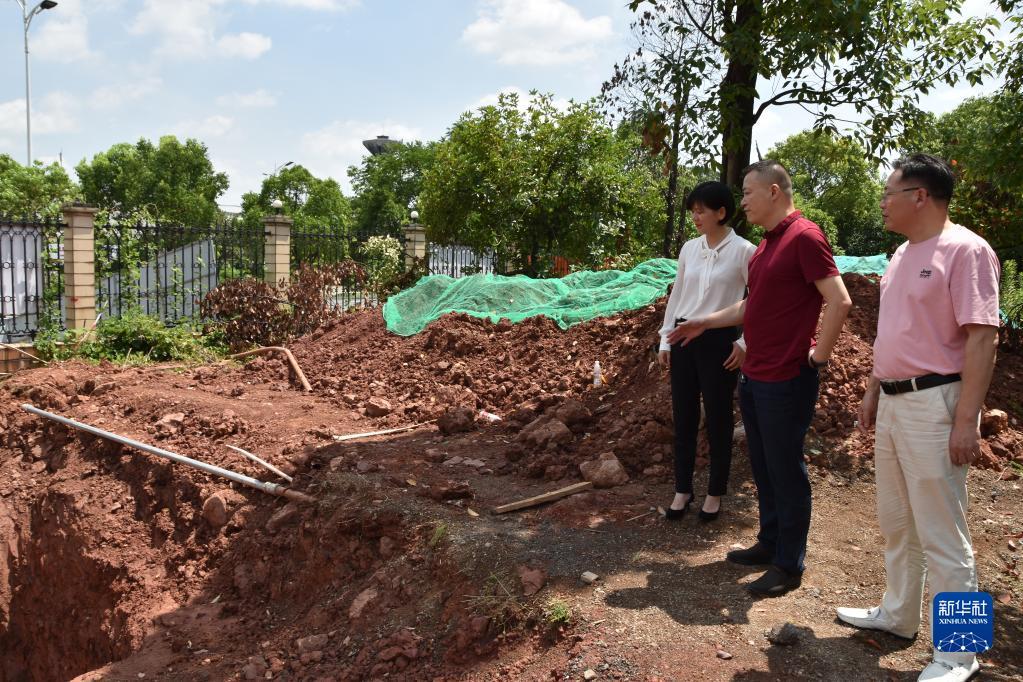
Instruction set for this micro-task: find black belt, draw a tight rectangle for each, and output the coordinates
[879,373,961,395]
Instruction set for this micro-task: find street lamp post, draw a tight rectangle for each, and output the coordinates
[14,0,58,166]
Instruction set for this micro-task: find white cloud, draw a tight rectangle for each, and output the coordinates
[469,86,571,113]
[173,114,236,139]
[217,32,273,59]
[462,0,612,66]
[216,89,278,108]
[241,0,360,9]
[300,119,423,191]
[129,0,271,60]
[0,93,78,137]
[31,0,95,63]
[89,77,164,110]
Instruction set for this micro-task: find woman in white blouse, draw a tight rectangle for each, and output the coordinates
[657,181,756,522]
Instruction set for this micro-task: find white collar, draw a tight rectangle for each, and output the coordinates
[700,228,735,254]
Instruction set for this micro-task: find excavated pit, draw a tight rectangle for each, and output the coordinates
[0,491,137,682]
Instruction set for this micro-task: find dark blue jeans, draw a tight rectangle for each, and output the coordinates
[738,365,819,575]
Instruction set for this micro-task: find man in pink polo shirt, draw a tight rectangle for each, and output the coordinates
[836,154,1000,682]
[672,160,851,596]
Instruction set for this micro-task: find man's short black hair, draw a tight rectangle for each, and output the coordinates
[891,153,955,202]
[684,181,736,225]
[742,159,792,196]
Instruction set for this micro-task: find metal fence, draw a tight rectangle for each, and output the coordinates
[95,221,264,323]
[291,227,405,310]
[427,243,500,277]
[1,216,64,342]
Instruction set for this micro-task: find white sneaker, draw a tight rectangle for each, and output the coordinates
[918,658,980,681]
[835,605,917,639]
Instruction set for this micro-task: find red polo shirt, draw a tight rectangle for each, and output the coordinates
[742,211,839,382]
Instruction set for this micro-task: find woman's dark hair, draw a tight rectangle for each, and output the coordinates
[685,181,735,225]
[892,153,955,203]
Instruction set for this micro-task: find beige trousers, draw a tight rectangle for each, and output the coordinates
[874,382,978,664]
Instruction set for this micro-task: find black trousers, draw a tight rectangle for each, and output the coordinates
[669,326,739,497]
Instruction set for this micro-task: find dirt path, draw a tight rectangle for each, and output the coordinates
[1,281,1020,681]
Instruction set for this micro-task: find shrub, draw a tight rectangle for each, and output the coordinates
[201,261,366,348]
[35,311,224,363]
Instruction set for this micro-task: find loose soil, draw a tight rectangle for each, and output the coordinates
[1,273,1021,681]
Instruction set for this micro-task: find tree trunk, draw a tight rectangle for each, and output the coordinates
[662,81,686,258]
[718,0,762,235]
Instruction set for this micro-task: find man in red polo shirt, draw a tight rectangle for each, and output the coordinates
[671,160,851,596]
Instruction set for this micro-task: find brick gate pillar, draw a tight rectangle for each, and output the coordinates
[61,204,99,330]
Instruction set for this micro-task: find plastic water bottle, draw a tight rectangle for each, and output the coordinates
[593,361,602,386]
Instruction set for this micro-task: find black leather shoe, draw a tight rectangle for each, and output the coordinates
[726,542,774,566]
[698,502,721,522]
[747,566,802,597]
[664,496,692,520]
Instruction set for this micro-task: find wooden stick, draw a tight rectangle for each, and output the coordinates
[73,312,103,350]
[226,444,293,483]
[494,481,593,514]
[0,342,47,365]
[230,346,312,392]
[625,509,655,522]
[333,420,437,442]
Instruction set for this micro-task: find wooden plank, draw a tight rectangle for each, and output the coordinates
[494,481,593,514]
[332,420,436,442]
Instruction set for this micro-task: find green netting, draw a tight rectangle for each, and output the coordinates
[834,254,889,276]
[383,254,891,336]
[383,258,679,336]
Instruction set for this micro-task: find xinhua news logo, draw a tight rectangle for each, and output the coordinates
[932,592,994,654]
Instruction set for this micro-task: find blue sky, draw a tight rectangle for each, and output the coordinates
[0,0,1007,210]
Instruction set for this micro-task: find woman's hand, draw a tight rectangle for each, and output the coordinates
[723,341,745,370]
[658,350,670,369]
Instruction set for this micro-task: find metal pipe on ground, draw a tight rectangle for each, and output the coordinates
[229,346,312,392]
[20,404,316,504]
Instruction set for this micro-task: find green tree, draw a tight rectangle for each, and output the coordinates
[621,1,998,195]
[76,136,229,225]
[768,130,888,255]
[903,92,1023,257]
[419,93,664,275]
[239,164,351,233]
[603,3,719,256]
[348,141,436,236]
[1000,0,1023,90]
[0,155,79,218]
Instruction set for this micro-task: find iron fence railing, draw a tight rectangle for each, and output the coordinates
[1,216,64,342]
[95,221,264,323]
[291,227,406,310]
[427,243,501,277]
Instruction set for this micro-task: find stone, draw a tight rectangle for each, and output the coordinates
[202,493,230,528]
[438,406,477,435]
[241,656,267,680]
[365,397,393,417]
[423,448,446,463]
[527,419,573,449]
[982,409,1009,437]
[155,412,186,435]
[583,670,598,680]
[379,536,396,558]
[580,571,599,584]
[265,503,300,534]
[768,622,801,646]
[349,586,378,619]
[579,452,629,488]
[517,565,547,596]
[377,646,403,661]
[555,399,592,427]
[296,634,328,652]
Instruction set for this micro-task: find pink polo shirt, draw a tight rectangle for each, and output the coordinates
[873,224,1000,381]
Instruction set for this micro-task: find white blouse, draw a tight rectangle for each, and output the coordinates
[658,229,757,352]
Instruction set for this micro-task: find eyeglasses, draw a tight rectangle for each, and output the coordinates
[881,186,924,199]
